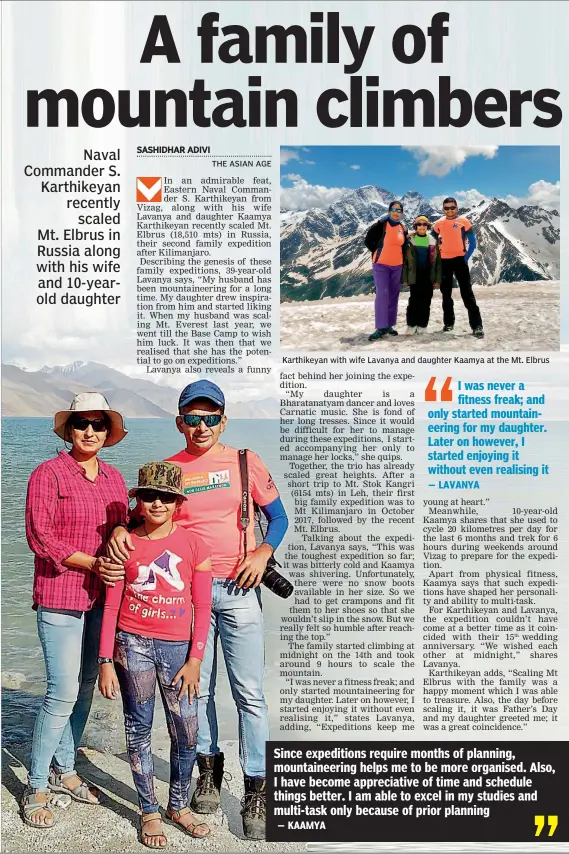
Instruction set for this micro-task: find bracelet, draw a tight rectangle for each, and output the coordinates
[98,657,113,665]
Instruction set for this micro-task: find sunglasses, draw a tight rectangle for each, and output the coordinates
[415,222,429,227]
[181,413,223,427]
[443,206,457,211]
[70,417,108,432]
[137,489,178,504]
[390,208,403,213]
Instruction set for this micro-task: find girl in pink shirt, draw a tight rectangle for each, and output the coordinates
[98,462,212,848]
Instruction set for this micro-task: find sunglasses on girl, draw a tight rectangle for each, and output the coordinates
[181,413,223,427]
[136,489,178,504]
[70,417,108,432]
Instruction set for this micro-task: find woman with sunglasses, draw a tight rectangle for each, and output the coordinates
[98,462,213,848]
[364,200,408,341]
[22,393,129,828]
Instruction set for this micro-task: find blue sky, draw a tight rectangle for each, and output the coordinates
[280,145,560,211]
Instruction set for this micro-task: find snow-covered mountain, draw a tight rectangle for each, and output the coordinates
[280,186,559,301]
[466,199,559,285]
[40,360,90,376]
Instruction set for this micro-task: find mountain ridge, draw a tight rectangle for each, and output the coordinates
[2,363,278,419]
[280,186,559,301]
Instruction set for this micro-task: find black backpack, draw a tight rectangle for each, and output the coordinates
[364,218,387,253]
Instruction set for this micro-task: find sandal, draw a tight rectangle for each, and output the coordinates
[140,812,167,849]
[166,806,211,838]
[21,788,56,829]
[48,768,100,804]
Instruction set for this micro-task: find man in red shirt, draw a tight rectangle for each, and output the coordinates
[432,197,484,338]
[109,380,288,840]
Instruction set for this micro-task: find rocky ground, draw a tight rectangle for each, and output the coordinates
[1,741,304,853]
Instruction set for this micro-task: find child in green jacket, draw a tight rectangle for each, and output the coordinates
[402,215,442,335]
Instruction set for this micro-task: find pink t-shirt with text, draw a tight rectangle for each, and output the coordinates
[99,527,210,657]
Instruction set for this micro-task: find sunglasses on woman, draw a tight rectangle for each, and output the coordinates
[390,208,403,213]
[70,417,108,432]
[136,489,179,504]
[181,413,223,427]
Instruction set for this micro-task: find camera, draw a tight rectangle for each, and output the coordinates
[262,557,294,598]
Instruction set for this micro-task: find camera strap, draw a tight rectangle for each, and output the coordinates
[238,448,250,559]
[238,448,281,567]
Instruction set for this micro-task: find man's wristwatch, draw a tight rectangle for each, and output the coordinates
[98,657,113,665]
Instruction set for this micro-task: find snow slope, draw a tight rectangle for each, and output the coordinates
[280,281,559,352]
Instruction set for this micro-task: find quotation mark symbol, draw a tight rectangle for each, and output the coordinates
[534,815,558,837]
[424,377,453,402]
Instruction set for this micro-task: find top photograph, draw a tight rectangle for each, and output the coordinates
[280,145,560,352]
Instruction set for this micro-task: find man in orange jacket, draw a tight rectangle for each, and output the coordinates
[432,197,484,338]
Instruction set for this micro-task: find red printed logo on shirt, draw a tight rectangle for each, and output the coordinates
[136,177,162,202]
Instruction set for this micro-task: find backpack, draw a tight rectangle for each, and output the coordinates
[364,217,408,259]
[364,218,387,253]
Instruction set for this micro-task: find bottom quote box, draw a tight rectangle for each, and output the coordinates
[266,740,568,843]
